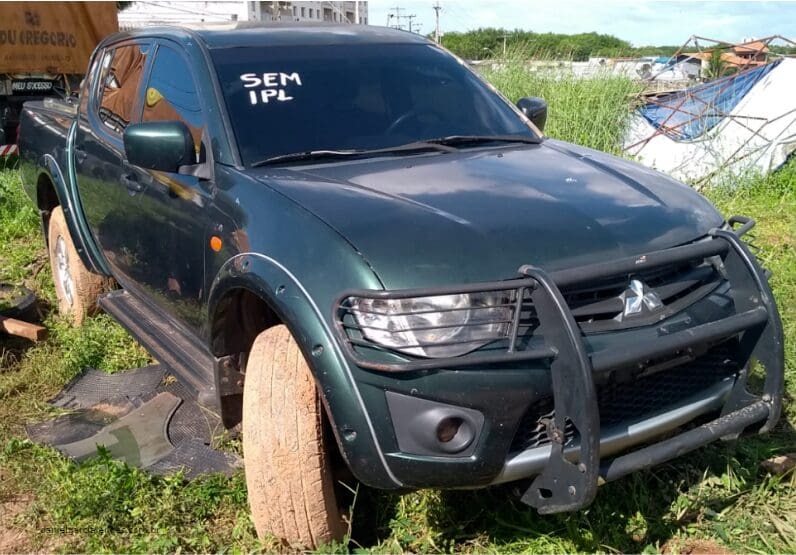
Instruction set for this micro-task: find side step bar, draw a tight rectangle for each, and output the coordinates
[98,290,217,408]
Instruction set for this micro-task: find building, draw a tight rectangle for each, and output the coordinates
[256,1,367,23]
[118,1,368,29]
[686,39,772,72]
[730,40,770,64]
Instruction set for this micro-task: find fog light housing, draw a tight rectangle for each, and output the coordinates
[386,391,483,457]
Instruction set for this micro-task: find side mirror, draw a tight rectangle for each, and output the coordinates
[123,120,195,173]
[516,97,548,132]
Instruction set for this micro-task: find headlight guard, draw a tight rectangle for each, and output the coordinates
[348,292,513,358]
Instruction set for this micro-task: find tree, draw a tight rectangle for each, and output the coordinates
[703,49,736,81]
[440,28,634,60]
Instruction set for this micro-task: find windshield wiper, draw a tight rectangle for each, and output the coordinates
[250,141,456,168]
[249,135,540,167]
[425,134,542,147]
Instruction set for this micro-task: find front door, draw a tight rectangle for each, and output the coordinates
[122,41,211,333]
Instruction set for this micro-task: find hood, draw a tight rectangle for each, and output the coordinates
[252,140,723,289]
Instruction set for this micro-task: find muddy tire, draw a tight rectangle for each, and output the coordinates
[47,206,110,326]
[243,325,346,548]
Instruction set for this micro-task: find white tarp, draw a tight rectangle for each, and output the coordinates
[624,58,796,185]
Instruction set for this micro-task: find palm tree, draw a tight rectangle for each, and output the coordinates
[703,49,736,81]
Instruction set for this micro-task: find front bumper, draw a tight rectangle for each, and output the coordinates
[333,217,784,512]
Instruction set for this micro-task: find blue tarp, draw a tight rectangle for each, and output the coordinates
[639,61,780,141]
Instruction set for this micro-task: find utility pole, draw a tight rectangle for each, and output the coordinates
[354,0,359,24]
[389,6,404,29]
[502,33,508,58]
[433,1,442,42]
[406,14,418,33]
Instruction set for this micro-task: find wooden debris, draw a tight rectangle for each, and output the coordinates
[0,316,47,342]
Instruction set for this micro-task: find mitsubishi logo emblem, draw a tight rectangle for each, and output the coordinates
[622,279,663,317]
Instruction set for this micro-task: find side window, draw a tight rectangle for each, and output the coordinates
[143,44,205,160]
[79,53,102,116]
[96,43,149,135]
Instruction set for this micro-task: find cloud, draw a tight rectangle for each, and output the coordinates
[368,0,796,46]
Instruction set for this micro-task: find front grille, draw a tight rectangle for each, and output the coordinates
[510,341,741,452]
[562,259,723,332]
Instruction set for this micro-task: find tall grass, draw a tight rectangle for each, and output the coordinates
[0,170,38,243]
[477,47,642,154]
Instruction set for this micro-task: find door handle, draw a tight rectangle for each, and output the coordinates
[121,173,144,194]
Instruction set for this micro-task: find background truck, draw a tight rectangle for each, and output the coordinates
[17,24,784,549]
[0,1,117,149]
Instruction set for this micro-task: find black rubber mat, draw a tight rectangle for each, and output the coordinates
[26,395,137,446]
[27,365,241,479]
[58,392,181,467]
[50,365,166,409]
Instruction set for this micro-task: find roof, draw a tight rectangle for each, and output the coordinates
[687,51,770,68]
[191,23,431,49]
[731,40,770,55]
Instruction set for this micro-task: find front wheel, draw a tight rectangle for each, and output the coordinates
[242,325,346,548]
[47,206,110,326]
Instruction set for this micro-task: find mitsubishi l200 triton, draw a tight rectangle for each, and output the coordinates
[18,24,784,548]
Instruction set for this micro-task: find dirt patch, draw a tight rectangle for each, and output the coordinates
[662,538,734,555]
[0,465,30,553]
[0,493,32,553]
[91,401,133,418]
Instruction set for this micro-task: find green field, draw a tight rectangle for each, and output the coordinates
[0,68,794,553]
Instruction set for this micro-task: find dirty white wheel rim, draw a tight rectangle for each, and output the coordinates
[55,235,75,307]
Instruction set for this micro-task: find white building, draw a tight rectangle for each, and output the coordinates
[118,1,368,29]
[256,1,367,23]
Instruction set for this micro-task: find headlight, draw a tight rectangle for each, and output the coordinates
[349,292,513,358]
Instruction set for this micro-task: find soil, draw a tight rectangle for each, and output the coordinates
[0,468,31,553]
[662,538,734,555]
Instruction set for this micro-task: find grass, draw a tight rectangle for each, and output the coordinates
[0,64,794,553]
[480,59,643,155]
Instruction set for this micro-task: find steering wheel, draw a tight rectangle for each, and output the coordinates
[386,109,444,136]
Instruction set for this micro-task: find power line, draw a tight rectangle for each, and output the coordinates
[388,6,404,30]
[444,3,472,31]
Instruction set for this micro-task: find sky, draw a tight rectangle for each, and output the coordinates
[367,1,796,46]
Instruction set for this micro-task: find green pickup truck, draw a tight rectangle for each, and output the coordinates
[17,24,784,548]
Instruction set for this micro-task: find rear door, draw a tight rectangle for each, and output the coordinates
[73,39,153,278]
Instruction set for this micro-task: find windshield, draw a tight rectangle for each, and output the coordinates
[210,43,536,165]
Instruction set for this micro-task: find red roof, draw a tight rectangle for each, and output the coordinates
[731,40,770,55]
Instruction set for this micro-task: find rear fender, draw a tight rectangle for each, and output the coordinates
[33,152,99,274]
[37,121,110,275]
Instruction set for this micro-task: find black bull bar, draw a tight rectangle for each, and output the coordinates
[334,217,784,513]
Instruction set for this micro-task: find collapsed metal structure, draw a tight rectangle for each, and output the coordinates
[624,35,796,186]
